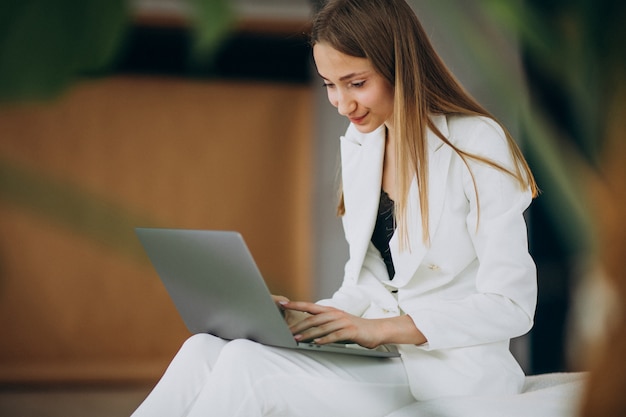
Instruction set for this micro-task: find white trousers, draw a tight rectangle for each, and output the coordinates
[131,334,414,417]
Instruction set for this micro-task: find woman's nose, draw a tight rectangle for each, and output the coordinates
[336,94,356,116]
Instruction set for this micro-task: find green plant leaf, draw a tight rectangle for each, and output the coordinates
[188,0,235,68]
[0,159,158,260]
[0,0,129,103]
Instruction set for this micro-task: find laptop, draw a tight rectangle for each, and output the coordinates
[135,228,400,358]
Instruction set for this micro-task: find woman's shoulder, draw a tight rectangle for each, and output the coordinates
[446,114,505,139]
[444,114,509,155]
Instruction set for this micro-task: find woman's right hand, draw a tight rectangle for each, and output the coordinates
[271,295,311,328]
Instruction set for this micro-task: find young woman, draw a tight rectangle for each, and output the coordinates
[131,0,538,415]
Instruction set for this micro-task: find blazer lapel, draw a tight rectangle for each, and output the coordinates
[340,124,386,281]
[389,114,453,288]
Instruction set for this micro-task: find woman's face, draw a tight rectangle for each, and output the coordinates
[313,42,394,134]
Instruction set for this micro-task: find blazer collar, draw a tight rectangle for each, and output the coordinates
[340,114,452,286]
[340,123,386,276]
[389,114,452,287]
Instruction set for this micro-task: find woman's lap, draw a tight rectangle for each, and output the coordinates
[134,334,414,417]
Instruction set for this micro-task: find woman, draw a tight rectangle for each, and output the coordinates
[131,0,538,415]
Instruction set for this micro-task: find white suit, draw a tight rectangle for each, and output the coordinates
[318,113,537,400]
[131,114,537,416]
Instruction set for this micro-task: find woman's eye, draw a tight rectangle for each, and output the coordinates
[322,82,335,89]
[351,81,365,88]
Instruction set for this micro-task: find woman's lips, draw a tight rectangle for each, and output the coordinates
[349,113,368,124]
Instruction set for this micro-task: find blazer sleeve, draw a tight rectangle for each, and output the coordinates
[406,117,537,351]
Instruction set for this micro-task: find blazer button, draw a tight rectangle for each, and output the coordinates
[428,263,440,271]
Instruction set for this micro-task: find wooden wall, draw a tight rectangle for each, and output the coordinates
[0,76,313,384]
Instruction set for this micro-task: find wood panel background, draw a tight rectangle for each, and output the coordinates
[0,76,313,384]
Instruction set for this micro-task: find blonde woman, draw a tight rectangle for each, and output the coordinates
[131,0,538,415]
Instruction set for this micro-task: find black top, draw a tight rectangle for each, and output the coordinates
[371,189,396,279]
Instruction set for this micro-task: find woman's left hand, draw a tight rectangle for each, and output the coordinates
[281,300,428,348]
[280,301,387,349]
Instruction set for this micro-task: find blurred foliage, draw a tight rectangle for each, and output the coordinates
[0,0,623,260]
[0,0,235,258]
[458,0,625,257]
[484,0,625,167]
[188,0,235,68]
[0,0,129,102]
[0,159,158,259]
[0,0,234,104]
[486,0,625,256]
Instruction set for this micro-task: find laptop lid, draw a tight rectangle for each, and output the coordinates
[135,228,299,348]
[135,228,399,358]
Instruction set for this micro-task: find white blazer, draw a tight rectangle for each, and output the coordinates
[318,114,537,401]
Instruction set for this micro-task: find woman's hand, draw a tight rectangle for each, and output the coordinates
[271,295,311,327]
[280,301,427,349]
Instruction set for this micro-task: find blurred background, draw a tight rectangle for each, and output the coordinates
[0,0,624,416]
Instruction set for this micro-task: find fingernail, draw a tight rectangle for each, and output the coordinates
[278,301,289,306]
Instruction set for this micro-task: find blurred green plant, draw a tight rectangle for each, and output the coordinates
[481,0,625,254]
[1,0,624,267]
[189,0,235,68]
[0,0,235,258]
[475,1,625,415]
[0,159,158,259]
[0,0,129,102]
[0,0,234,103]
[433,0,625,258]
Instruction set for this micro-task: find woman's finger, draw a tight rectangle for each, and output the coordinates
[280,300,331,315]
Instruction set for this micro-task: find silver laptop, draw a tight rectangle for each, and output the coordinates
[135,228,400,358]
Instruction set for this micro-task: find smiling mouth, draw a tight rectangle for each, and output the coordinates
[349,113,368,124]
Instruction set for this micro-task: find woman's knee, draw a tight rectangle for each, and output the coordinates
[181,333,217,350]
[177,333,227,366]
[215,339,278,372]
[216,339,302,380]
[218,339,265,359]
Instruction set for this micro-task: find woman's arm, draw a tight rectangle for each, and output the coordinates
[281,301,427,348]
[404,118,537,350]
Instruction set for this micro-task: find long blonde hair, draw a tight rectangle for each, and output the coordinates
[311,0,538,248]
